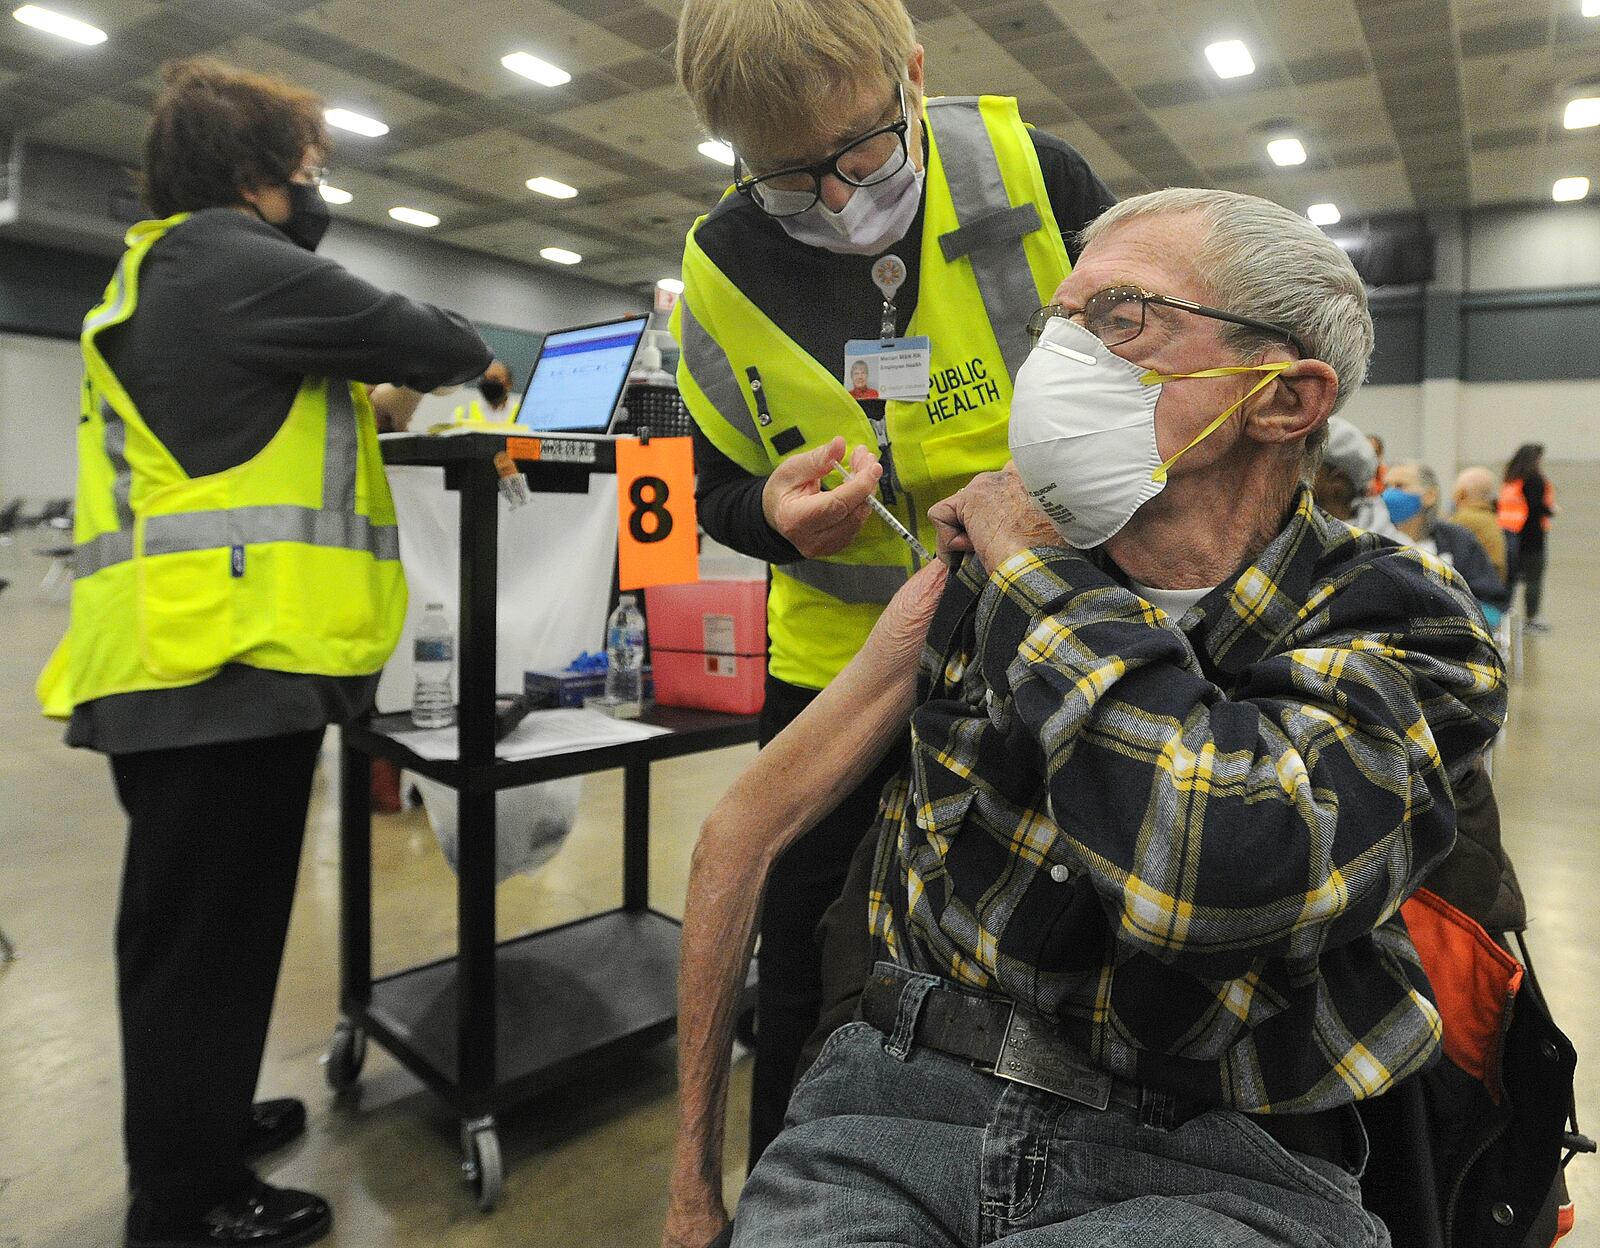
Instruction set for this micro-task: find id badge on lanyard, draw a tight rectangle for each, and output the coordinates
[843,254,931,403]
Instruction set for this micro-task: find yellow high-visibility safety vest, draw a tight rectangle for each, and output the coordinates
[672,96,1070,690]
[37,212,407,719]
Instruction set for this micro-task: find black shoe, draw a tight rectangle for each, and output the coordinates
[243,1097,307,1159]
[127,1179,332,1248]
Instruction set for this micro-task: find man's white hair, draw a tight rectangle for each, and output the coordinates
[1079,188,1374,419]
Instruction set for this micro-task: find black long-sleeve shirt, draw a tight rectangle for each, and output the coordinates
[691,129,1116,563]
[100,208,489,476]
[69,208,491,754]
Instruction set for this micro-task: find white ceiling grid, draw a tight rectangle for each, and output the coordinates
[0,0,1595,293]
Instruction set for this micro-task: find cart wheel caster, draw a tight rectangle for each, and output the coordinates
[460,1117,503,1211]
[322,1021,367,1093]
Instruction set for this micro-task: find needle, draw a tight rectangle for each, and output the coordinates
[828,460,932,564]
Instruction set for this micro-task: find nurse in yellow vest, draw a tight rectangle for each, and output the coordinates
[38,59,489,1248]
[668,0,1116,1214]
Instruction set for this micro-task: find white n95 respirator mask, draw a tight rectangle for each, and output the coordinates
[1009,316,1292,549]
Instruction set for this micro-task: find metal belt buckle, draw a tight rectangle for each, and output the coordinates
[989,1006,1111,1110]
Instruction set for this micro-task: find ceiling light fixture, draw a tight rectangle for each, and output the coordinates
[1552,176,1590,202]
[1564,97,1600,129]
[1307,203,1341,226]
[502,51,571,87]
[1203,40,1255,79]
[698,139,735,166]
[1267,137,1307,166]
[389,206,440,227]
[318,185,353,205]
[526,176,578,199]
[1584,0,1600,17]
[12,4,106,44]
[325,108,388,138]
[540,246,582,265]
[656,277,685,294]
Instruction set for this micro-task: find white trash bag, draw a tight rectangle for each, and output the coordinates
[414,775,582,883]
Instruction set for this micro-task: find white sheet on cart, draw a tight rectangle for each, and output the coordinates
[381,465,622,880]
[392,707,668,761]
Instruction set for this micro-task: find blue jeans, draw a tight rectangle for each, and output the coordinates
[732,1020,1388,1247]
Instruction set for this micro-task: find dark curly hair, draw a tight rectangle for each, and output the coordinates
[142,58,329,217]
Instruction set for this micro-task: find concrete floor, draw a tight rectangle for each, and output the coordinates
[1,466,1596,1247]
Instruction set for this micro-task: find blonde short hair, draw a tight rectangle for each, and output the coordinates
[677,0,917,156]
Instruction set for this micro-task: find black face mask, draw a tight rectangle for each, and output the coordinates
[278,180,331,251]
[478,378,509,407]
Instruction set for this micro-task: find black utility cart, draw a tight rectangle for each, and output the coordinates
[329,431,759,1209]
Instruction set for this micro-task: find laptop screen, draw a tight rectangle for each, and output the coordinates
[517,314,650,432]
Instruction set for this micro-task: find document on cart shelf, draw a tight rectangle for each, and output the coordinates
[394,707,670,761]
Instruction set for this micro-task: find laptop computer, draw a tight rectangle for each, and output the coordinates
[512,313,651,436]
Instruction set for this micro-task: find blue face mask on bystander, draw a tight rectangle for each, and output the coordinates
[1382,486,1424,524]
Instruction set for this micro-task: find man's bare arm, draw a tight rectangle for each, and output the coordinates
[662,560,949,1248]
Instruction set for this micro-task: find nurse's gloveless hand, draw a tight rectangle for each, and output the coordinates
[762,436,882,558]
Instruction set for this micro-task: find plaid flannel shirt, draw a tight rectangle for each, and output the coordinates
[869,487,1507,1112]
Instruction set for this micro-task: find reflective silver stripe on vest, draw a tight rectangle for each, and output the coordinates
[101,398,134,530]
[323,381,358,509]
[141,506,399,560]
[777,559,907,605]
[926,98,1042,380]
[678,294,761,448]
[75,529,133,577]
[83,256,133,335]
[76,507,397,576]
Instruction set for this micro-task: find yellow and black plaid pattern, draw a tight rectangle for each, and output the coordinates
[868,488,1506,1112]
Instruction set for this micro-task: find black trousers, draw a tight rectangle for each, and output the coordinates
[111,729,322,1213]
[749,675,908,1168]
[1509,545,1548,621]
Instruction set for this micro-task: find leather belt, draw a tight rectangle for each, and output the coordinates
[860,968,1351,1171]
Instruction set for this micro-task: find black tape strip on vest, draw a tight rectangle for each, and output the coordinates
[939,203,1043,262]
[771,427,805,456]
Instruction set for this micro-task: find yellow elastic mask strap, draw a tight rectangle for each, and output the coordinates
[1139,363,1294,483]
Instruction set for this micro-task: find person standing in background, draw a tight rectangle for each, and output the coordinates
[452,358,515,424]
[1499,442,1557,632]
[1451,465,1508,582]
[36,58,489,1248]
[667,1,1115,1222]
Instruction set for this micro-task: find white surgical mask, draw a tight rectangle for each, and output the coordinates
[1009,316,1291,549]
[775,150,926,256]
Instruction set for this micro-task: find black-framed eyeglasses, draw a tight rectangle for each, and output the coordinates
[733,83,910,218]
[1028,285,1306,357]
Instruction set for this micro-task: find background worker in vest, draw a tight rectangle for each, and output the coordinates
[39,58,489,1248]
[669,0,1116,1202]
[451,358,515,424]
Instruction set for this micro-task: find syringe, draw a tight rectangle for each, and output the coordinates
[828,461,932,564]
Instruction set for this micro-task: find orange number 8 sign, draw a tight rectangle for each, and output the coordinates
[615,437,698,589]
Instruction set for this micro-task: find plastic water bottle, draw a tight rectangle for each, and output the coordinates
[604,594,646,719]
[411,602,455,728]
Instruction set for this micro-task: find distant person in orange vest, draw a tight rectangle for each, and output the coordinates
[1498,442,1558,633]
